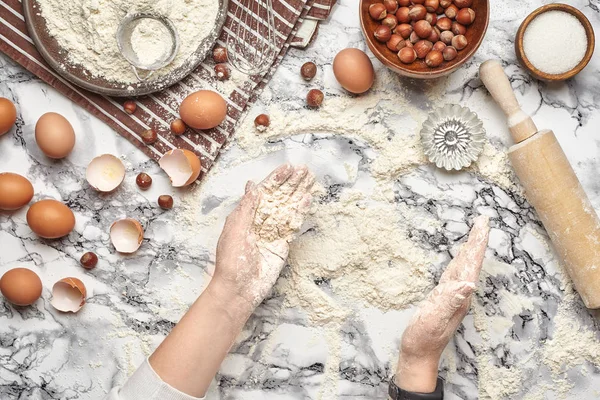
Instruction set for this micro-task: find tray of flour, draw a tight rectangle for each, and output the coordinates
[23,0,228,97]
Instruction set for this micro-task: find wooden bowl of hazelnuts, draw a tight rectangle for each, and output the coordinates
[360,0,489,79]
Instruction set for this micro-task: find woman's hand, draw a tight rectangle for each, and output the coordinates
[208,164,315,314]
[395,215,490,393]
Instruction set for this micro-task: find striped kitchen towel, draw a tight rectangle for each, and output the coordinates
[0,0,312,180]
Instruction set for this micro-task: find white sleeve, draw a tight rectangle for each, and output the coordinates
[104,358,206,400]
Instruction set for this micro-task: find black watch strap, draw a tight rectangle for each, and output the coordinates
[388,376,444,400]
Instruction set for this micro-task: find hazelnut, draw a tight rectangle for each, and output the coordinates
[396,7,410,23]
[398,0,410,5]
[374,25,392,42]
[414,20,432,39]
[383,0,399,13]
[307,89,324,108]
[443,45,458,61]
[425,50,444,67]
[396,23,413,39]
[452,21,467,35]
[445,4,458,19]
[158,195,174,210]
[141,129,157,145]
[214,64,230,80]
[452,34,468,50]
[80,252,98,269]
[453,0,473,8]
[396,39,410,50]
[456,8,475,25]
[254,114,270,130]
[123,100,136,114]
[411,0,425,4]
[414,40,433,59]
[408,5,427,21]
[136,173,152,190]
[423,0,439,12]
[440,0,452,7]
[440,30,454,45]
[432,41,446,52]
[301,62,317,81]
[387,34,405,51]
[409,31,420,44]
[170,118,186,135]
[369,3,387,20]
[425,13,437,26]
[427,27,440,42]
[436,17,452,31]
[213,46,228,63]
[398,47,417,64]
[382,14,398,30]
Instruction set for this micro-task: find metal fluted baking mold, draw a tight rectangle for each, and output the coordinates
[420,104,486,171]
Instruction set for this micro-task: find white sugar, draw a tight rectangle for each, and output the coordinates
[523,10,587,75]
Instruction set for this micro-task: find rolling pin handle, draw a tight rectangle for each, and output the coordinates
[479,60,538,143]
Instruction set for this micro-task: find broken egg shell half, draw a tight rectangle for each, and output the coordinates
[159,149,201,187]
[110,218,144,253]
[86,154,126,192]
[51,277,86,313]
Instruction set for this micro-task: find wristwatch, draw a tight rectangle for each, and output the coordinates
[388,376,444,400]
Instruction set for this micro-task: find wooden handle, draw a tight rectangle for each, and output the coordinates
[479,60,538,143]
[509,130,600,309]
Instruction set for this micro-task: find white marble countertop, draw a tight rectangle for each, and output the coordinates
[2,0,600,399]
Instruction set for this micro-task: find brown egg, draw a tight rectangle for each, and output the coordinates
[0,268,43,306]
[26,199,75,239]
[0,97,17,136]
[179,90,227,130]
[0,173,34,211]
[35,112,76,159]
[332,48,375,94]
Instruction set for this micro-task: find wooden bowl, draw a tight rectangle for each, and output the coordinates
[515,4,595,81]
[359,0,490,79]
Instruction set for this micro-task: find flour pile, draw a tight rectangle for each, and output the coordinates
[36,0,219,84]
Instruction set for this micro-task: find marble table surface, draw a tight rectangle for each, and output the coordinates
[2,0,600,399]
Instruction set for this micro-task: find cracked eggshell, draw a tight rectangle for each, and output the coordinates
[51,277,86,313]
[159,149,201,187]
[110,218,144,253]
[86,154,126,192]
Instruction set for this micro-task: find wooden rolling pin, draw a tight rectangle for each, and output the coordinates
[480,60,600,309]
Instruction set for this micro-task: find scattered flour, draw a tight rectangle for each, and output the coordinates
[36,0,219,84]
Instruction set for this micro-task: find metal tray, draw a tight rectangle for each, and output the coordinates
[22,0,228,97]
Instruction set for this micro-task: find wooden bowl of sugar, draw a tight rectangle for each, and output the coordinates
[515,4,595,81]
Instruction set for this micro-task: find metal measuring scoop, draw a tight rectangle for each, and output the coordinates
[116,13,180,82]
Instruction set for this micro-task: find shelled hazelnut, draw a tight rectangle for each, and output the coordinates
[374,25,392,42]
[301,62,317,80]
[396,7,410,23]
[384,0,399,13]
[414,40,433,59]
[452,21,466,35]
[424,0,439,12]
[387,34,405,51]
[213,47,228,63]
[369,3,387,20]
[382,14,398,30]
[456,8,475,25]
[214,64,230,81]
[408,5,427,21]
[453,0,472,8]
[123,100,136,114]
[443,46,458,61]
[452,34,468,50]
[396,23,413,39]
[398,47,417,64]
[307,89,324,108]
